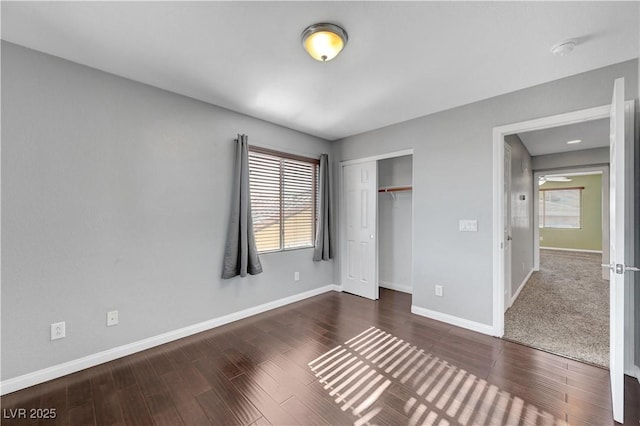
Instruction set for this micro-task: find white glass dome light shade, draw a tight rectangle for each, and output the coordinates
[302,23,348,62]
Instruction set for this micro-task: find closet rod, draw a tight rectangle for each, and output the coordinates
[378,186,412,193]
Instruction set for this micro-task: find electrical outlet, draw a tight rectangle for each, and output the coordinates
[459,220,478,232]
[294,271,300,281]
[435,285,443,297]
[107,310,119,327]
[51,322,65,340]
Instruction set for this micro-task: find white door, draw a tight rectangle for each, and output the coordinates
[607,77,632,424]
[504,144,512,310]
[342,161,378,300]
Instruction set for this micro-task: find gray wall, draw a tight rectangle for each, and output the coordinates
[332,59,638,326]
[532,147,609,171]
[378,155,413,291]
[505,135,533,297]
[1,42,334,380]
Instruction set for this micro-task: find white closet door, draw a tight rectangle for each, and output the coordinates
[342,161,378,300]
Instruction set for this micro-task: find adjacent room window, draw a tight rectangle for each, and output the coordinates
[248,146,319,253]
[539,188,583,229]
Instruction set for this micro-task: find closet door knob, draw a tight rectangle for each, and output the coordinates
[370,234,374,239]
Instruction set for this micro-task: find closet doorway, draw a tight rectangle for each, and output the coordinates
[378,155,413,294]
[340,150,413,300]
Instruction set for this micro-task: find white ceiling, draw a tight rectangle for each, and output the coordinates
[518,118,610,156]
[2,2,638,141]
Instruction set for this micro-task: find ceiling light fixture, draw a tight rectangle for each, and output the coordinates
[566,139,582,144]
[302,23,348,62]
[550,40,576,57]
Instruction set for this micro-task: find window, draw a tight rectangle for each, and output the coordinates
[248,146,319,253]
[539,188,583,229]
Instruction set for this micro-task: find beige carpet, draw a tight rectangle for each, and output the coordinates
[504,249,609,368]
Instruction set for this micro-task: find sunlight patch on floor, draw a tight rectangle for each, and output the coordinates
[308,326,567,426]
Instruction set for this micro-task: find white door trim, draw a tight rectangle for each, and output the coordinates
[491,102,633,337]
[340,149,414,166]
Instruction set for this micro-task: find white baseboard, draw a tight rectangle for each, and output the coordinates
[411,305,494,336]
[540,247,602,254]
[0,284,340,396]
[509,268,534,308]
[631,365,640,382]
[625,364,640,380]
[626,364,640,380]
[379,280,412,294]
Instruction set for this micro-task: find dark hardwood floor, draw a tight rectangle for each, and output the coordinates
[2,288,639,425]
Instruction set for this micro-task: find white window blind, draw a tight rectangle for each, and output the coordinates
[539,188,582,229]
[248,147,318,253]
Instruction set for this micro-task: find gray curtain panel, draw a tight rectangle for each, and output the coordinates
[222,135,263,278]
[313,153,334,261]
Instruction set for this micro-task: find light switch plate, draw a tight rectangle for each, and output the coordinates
[459,220,478,232]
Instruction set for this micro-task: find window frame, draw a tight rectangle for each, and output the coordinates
[248,145,319,254]
[538,186,584,229]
